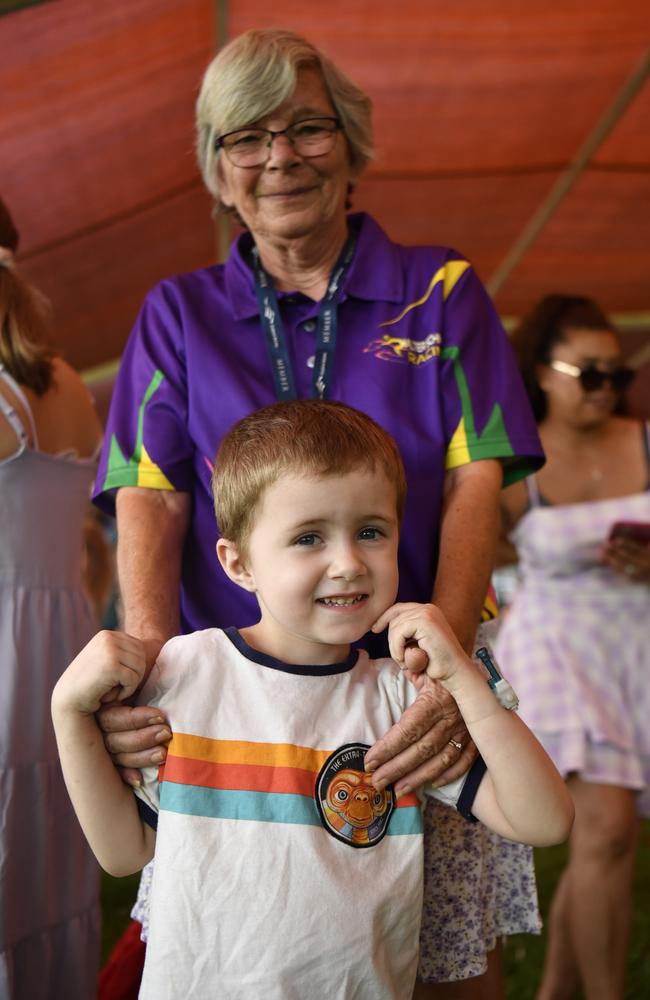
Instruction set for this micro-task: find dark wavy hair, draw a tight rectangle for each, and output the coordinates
[510,294,615,422]
[0,197,54,394]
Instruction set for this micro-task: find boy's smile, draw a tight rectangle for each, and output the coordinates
[223,466,400,665]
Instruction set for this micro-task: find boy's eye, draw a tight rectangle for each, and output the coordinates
[358,526,383,541]
[295,533,319,546]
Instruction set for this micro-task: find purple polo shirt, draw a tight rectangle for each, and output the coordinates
[94,213,543,638]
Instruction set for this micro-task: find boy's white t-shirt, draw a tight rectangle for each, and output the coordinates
[134,628,485,1000]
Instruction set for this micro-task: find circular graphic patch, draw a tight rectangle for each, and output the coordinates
[315,743,394,848]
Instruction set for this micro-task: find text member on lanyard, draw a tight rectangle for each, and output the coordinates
[251,232,357,400]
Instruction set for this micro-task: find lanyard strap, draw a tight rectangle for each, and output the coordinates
[251,231,357,400]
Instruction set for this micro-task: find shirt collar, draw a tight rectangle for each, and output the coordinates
[224,627,359,676]
[225,212,404,321]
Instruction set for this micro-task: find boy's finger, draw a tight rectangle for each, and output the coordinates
[370,605,400,633]
[99,685,124,705]
[403,644,428,674]
[370,602,418,633]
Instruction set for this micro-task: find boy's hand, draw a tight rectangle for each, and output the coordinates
[53,631,148,716]
[372,602,467,688]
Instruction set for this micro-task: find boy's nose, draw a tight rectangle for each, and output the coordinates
[328,544,366,581]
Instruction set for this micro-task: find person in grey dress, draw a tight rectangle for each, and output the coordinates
[0,198,103,999]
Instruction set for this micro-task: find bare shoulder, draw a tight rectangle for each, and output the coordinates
[50,357,93,400]
[34,358,103,456]
[50,358,98,416]
[610,414,646,441]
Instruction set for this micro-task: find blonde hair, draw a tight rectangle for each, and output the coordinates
[0,198,54,395]
[212,400,406,552]
[196,28,373,208]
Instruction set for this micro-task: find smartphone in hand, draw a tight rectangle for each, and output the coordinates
[608,521,650,545]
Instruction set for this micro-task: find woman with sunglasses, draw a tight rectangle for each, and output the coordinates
[495,294,649,1000]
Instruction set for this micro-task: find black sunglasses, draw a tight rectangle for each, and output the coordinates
[549,359,635,393]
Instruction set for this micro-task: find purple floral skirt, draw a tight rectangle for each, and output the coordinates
[418,799,541,982]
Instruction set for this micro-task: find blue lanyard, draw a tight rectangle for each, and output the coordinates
[250,231,357,400]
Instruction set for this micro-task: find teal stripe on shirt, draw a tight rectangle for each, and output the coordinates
[160,783,322,826]
[160,782,423,834]
[388,807,423,835]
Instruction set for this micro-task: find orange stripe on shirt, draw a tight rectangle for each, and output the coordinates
[169,733,331,772]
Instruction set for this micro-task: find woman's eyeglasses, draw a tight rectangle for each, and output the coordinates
[549,359,635,393]
[215,117,342,167]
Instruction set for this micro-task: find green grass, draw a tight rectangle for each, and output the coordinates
[102,821,650,994]
[504,820,650,999]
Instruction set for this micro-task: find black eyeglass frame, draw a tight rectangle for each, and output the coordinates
[214,117,343,165]
[549,359,635,393]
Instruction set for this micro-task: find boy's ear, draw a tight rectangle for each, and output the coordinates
[216,538,256,592]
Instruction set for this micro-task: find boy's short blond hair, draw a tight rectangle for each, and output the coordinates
[212,400,406,553]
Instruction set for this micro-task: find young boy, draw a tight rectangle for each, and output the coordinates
[52,400,572,1000]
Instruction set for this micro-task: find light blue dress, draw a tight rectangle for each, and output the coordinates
[0,366,101,999]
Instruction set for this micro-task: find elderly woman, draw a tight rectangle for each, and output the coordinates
[96,29,544,997]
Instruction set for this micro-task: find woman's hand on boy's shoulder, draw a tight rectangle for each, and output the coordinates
[363,675,475,795]
[52,630,148,718]
[98,703,172,785]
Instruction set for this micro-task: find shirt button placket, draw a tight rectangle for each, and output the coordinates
[303,319,317,370]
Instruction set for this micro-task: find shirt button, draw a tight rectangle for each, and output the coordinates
[303,320,316,332]
[306,355,316,368]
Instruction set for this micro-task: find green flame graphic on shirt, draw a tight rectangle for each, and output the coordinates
[442,346,515,475]
[102,370,174,492]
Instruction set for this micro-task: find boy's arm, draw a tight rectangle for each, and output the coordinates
[374,604,574,847]
[447,683,573,846]
[51,631,157,876]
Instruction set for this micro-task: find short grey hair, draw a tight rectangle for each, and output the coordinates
[196,28,374,207]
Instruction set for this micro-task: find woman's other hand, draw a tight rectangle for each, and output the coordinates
[97,704,172,786]
[363,676,475,796]
[602,536,650,584]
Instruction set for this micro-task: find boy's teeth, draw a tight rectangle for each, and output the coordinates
[321,595,363,606]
